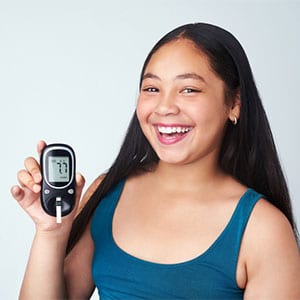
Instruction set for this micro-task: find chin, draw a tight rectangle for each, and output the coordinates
[157,152,192,166]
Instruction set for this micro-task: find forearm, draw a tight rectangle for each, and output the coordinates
[11,143,86,299]
[20,229,70,300]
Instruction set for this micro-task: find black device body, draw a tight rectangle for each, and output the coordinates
[40,143,76,217]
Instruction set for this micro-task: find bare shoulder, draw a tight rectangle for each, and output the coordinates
[64,174,106,298]
[246,198,298,249]
[242,198,300,299]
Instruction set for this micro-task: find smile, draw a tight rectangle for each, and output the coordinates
[155,125,193,145]
[157,126,192,134]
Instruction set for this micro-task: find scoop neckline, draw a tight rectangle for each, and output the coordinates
[110,179,251,268]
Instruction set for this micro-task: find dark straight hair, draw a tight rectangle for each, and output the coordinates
[67,23,298,253]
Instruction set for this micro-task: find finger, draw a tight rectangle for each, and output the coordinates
[37,140,47,156]
[17,169,41,193]
[73,173,85,215]
[11,184,40,213]
[24,156,42,183]
[75,173,85,201]
[10,185,25,202]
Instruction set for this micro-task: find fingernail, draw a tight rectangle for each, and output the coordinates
[33,184,41,193]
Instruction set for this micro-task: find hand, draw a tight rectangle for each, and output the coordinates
[11,141,85,233]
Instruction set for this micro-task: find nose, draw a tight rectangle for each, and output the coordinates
[154,91,180,116]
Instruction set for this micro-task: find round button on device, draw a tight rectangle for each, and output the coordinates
[67,188,74,195]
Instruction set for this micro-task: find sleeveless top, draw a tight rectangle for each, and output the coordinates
[91,179,263,299]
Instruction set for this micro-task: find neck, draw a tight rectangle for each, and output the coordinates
[151,158,227,193]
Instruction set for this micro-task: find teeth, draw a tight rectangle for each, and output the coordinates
[157,126,192,134]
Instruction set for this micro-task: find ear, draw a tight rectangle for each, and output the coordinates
[229,90,241,123]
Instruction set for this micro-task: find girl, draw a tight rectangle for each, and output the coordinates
[12,23,300,299]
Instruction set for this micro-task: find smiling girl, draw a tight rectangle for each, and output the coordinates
[12,23,300,299]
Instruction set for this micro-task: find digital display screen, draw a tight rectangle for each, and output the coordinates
[48,156,70,182]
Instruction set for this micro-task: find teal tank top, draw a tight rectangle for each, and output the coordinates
[91,179,263,299]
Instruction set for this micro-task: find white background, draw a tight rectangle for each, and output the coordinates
[1,0,299,298]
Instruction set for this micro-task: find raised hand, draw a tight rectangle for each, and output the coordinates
[11,140,85,233]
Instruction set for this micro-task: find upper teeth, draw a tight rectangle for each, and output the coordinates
[157,126,192,134]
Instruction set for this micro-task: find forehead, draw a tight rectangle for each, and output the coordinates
[144,39,214,78]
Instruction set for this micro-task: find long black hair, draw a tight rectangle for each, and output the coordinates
[67,23,298,253]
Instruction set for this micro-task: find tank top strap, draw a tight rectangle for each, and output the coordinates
[91,178,126,243]
[201,188,263,284]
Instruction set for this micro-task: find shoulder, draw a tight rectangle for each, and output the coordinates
[64,174,106,298]
[242,198,300,298]
[244,198,298,257]
[246,198,296,246]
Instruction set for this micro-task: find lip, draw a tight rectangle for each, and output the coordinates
[153,123,193,145]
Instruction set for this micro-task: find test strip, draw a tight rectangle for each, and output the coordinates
[56,197,62,224]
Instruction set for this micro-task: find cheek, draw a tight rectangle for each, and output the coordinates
[136,98,145,124]
[189,101,229,134]
[136,97,153,124]
[136,99,150,137]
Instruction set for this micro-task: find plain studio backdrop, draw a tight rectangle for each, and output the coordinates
[0,0,299,298]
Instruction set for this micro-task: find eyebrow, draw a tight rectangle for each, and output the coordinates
[142,73,161,81]
[142,72,206,83]
[175,72,206,83]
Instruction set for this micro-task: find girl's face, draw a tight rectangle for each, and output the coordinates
[137,39,239,166]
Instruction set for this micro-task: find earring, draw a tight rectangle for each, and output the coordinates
[232,116,238,125]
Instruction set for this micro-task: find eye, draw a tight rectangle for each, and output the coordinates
[142,87,159,93]
[181,87,201,94]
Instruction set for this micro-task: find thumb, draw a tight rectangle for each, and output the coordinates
[74,173,85,209]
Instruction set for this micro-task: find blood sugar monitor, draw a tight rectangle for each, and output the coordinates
[40,144,76,222]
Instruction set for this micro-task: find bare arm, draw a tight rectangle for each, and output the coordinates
[19,228,72,299]
[11,141,87,299]
[243,199,300,299]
